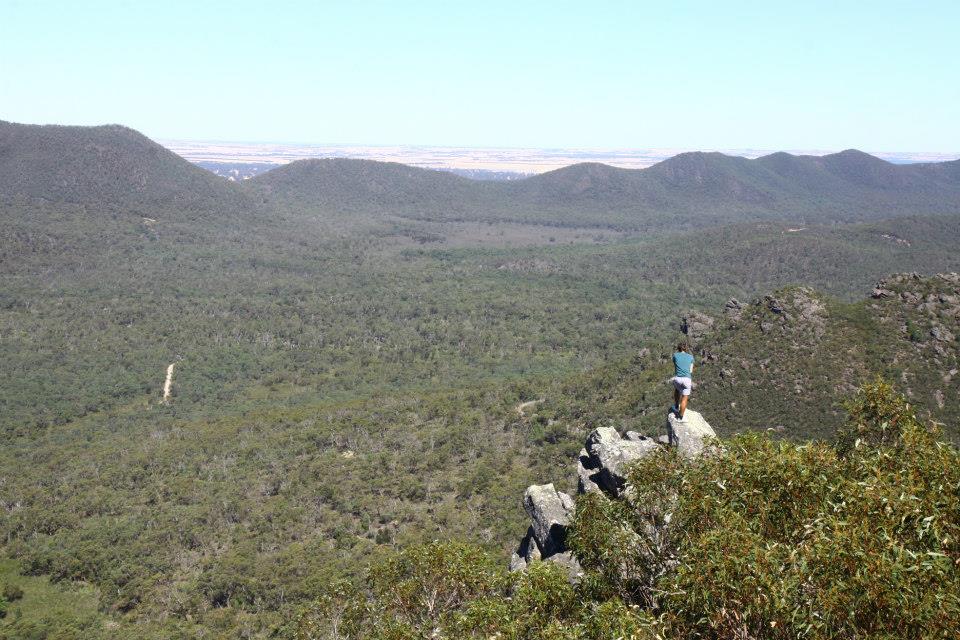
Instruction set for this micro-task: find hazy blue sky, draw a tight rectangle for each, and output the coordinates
[1,0,957,150]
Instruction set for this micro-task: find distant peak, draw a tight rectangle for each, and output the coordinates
[824,148,889,164]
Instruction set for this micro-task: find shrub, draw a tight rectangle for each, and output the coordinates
[836,377,922,454]
[1,583,24,602]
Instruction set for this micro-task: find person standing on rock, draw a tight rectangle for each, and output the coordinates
[671,342,694,420]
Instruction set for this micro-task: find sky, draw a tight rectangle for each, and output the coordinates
[1,0,958,151]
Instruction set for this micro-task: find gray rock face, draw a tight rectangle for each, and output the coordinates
[724,298,744,322]
[545,551,583,579]
[931,325,955,342]
[590,432,659,495]
[666,409,717,459]
[578,427,661,496]
[681,311,714,341]
[510,526,542,571]
[511,484,579,576]
[523,483,575,557]
[577,448,602,494]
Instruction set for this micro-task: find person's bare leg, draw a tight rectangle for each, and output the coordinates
[673,387,681,413]
[679,394,689,418]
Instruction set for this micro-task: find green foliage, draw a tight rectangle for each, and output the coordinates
[573,382,960,639]
[296,541,502,639]
[0,585,21,603]
[0,559,109,639]
[296,542,659,640]
[837,377,923,453]
[326,383,960,640]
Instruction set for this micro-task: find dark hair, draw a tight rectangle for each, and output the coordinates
[676,342,688,352]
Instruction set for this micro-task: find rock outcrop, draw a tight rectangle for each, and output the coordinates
[666,409,717,459]
[580,427,658,496]
[681,311,714,341]
[510,484,580,575]
[512,410,716,576]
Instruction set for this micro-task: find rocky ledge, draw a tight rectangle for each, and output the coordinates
[510,409,716,576]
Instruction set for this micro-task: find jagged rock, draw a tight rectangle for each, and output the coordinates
[765,295,785,315]
[666,410,717,459]
[523,484,575,557]
[588,428,658,494]
[510,526,542,571]
[513,412,717,575]
[931,325,955,342]
[511,486,581,578]
[576,448,602,494]
[872,287,894,299]
[681,311,714,341]
[724,298,743,321]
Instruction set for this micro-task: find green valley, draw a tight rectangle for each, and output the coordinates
[1,121,959,638]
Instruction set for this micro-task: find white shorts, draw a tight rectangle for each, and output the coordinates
[672,376,692,396]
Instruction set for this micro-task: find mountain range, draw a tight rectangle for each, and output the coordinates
[3,120,960,231]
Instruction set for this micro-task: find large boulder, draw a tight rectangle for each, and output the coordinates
[511,484,582,577]
[681,311,714,341]
[523,483,575,556]
[578,427,662,496]
[724,298,744,322]
[666,409,717,459]
[588,429,659,495]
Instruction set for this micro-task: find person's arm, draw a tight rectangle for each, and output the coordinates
[690,362,695,375]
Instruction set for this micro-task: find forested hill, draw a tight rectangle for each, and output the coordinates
[250,147,960,229]
[4,119,960,232]
[249,157,482,216]
[522,273,960,446]
[0,120,250,214]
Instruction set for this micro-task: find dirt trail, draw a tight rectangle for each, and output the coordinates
[515,399,544,416]
[162,363,176,404]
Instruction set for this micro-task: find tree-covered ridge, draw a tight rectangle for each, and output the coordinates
[296,381,960,639]
[687,273,960,442]
[3,120,960,233]
[248,147,960,230]
[0,120,251,215]
[468,273,960,454]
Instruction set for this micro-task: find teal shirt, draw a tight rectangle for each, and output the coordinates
[673,351,694,378]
